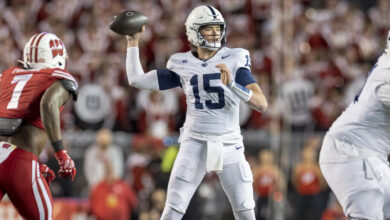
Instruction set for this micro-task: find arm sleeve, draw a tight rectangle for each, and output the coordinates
[235,49,252,71]
[126,47,159,90]
[126,47,181,90]
[235,67,256,87]
[376,83,390,108]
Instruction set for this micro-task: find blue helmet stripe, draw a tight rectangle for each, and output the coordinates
[207,5,217,19]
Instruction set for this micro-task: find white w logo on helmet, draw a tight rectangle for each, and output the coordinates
[185,5,226,51]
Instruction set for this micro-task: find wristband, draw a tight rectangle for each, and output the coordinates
[228,81,253,102]
[52,140,64,152]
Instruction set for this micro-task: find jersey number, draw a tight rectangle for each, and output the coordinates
[190,73,225,109]
[7,74,33,109]
[245,55,251,67]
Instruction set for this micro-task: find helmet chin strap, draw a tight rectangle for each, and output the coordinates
[200,38,222,51]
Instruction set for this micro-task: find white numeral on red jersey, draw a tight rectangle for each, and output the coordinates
[7,74,33,109]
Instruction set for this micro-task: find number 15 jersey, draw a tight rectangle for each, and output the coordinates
[0,67,78,130]
[161,47,256,134]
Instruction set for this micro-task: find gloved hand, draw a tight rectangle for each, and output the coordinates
[54,149,76,181]
[39,164,55,185]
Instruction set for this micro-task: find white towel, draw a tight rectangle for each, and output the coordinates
[206,140,223,173]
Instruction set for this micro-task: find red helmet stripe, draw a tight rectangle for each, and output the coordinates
[28,34,39,63]
[33,33,47,63]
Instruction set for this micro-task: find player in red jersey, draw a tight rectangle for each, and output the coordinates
[0,32,78,220]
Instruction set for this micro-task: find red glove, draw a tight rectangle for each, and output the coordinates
[54,149,76,181]
[39,164,55,185]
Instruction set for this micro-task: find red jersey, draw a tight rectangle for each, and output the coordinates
[90,180,138,220]
[296,168,321,195]
[254,170,277,197]
[0,67,77,129]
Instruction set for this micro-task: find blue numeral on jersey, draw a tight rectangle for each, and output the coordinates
[245,55,251,67]
[190,74,203,109]
[204,73,225,109]
[190,74,225,110]
[354,63,377,103]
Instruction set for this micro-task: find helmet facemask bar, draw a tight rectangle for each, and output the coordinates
[196,23,226,50]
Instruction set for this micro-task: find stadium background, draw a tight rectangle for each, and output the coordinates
[0,0,388,219]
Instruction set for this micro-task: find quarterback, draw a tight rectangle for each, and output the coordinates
[0,32,77,220]
[125,5,267,220]
[319,32,390,220]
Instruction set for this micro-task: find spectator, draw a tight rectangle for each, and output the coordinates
[292,146,327,220]
[253,149,286,220]
[277,72,315,132]
[84,128,124,188]
[89,159,138,220]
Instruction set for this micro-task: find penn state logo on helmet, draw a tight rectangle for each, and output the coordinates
[185,5,226,51]
[21,32,67,70]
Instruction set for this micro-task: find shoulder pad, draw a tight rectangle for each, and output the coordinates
[60,79,78,101]
[231,48,249,56]
[167,52,188,69]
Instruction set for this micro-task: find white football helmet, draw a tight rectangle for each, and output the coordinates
[185,5,226,50]
[21,32,67,70]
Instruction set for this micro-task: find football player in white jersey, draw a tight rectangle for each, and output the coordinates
[125,5,267,220]
[319,32,390,220]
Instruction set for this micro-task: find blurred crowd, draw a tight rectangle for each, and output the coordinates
[0,0,388,219]
[1,0,388,136]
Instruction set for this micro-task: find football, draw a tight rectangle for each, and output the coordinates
[109,10,148,35]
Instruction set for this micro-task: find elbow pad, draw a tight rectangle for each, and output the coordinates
[60,79,78,101]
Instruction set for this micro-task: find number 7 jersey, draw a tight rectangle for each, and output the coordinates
[166,47,255,134]
[0,67,78,130]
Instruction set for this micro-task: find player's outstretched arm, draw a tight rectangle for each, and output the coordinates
[217,63,268,112]
[125,26,160,90]
[40,81,76,180]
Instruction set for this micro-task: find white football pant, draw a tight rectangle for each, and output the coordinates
[160,136,255,220]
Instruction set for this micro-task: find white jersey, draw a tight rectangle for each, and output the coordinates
[166,47,254,135]
[279,78,314,125]
[327,54,390,156]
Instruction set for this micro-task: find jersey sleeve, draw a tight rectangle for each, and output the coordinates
[156,69,181,90]
[233,49,256,86]
[376,83,390,108]
[234,48,252,71]
[155,54,183,90]
[235,67,256,87]
[50,69,79,101]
